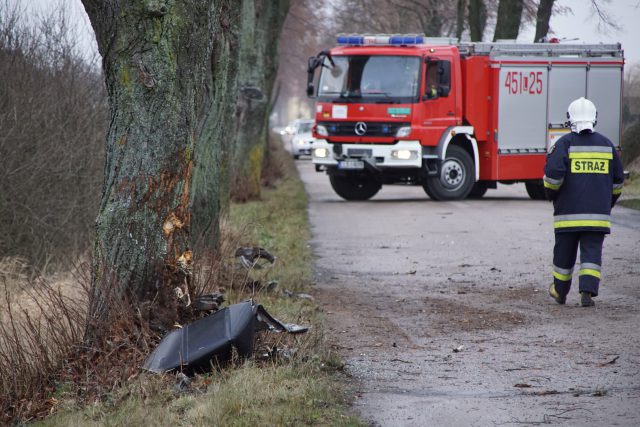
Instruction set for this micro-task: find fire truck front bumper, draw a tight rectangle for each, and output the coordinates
[311,140,423,170]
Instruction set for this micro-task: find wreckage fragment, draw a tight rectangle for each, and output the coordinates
[235,247,276,270]
[142,301,308,374]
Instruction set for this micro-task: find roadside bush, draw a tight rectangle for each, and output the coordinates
[0,2,106,271]
[622,120,640,168]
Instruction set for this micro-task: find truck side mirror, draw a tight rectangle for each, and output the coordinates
[306,83,315,97]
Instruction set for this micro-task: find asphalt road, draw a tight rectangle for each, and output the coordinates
[297,160,640,426]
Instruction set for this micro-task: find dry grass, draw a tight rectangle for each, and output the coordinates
[1,141,360,425]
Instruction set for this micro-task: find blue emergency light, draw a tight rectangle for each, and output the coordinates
[336,34,425,46]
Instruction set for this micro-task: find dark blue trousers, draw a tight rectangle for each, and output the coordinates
[553,232,605,297]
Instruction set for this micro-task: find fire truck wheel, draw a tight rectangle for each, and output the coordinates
[423,145,474,201]
[329,173,381,201]
[525,182,546,200]
[468,182,488,198]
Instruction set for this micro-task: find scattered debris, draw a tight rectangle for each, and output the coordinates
[283,289,315,301]
[531,390,559,396]
[514,383,532,388]
[453,345,464,353]
[257,346,298,361]
[593,388,608,397]
[173,372,191,393]
[235,247,276,270]
[143,301,309,374]
[246,280,279,293]
[192,293,225,312]
[596,355,619,367]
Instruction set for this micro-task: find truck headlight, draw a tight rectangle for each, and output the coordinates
[391,149,418,160]
[395,126,411,137]
[313,147,329,158]
[316,125,328,136]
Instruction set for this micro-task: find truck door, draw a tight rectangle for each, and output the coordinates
[587,65,622,147]
[418,58,457,145]
[497,66,548,153]
[547,66,587,149]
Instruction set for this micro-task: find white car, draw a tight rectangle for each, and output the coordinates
[285,119,317,159]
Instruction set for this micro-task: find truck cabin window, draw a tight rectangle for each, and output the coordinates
[318,55,421,103]
[424,59,451,99]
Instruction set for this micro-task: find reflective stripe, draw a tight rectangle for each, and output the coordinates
[569,146,612,153]
[554,265,573,275]
[581,263,601,272]
[554,214,610,222]
[569,152,613,160]
[555,220,611,229]
[553,265,573,281]
[543,175,563,190]
[553,271,572,281]
[579,268,601,279]
[613,183,623,195]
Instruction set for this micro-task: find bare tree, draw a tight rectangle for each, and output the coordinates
[468,0,488,41]
[493,0,524,41]
[231,0,290,201]
[0,2,106,270]
[534,0,554,41]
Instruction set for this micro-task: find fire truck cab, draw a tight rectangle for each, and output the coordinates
[306,34,624,201]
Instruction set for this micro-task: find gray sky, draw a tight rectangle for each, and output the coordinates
[519,0,640,67]
[14,0,640,67]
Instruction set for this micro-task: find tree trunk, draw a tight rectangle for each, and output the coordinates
[81,0,235,332]
[534,0,555,42]
[455,0,467,40]
[191,1,240,251]
[231,0,289,201]
[468,0,487,42]
[493,0,524,41]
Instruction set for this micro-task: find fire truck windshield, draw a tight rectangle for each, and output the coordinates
[318,55,420,103]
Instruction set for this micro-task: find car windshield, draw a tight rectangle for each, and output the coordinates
[297,122,313,133]
[318,55,420,101]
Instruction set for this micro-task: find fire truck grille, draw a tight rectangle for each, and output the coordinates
[318,121,409,137]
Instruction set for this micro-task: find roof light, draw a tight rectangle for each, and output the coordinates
[336,34,425,46]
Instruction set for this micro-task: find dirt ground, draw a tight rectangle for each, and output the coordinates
[297,161,640,426]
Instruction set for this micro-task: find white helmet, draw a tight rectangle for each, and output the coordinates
[567,97,597,133]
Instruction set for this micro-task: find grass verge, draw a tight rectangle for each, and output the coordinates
[619,172,640,210]
[33,142,361,426]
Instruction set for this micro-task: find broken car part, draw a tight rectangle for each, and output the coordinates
[142,301,308,374]
[235,247,276,270]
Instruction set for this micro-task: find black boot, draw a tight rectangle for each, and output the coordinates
[549,283,566,305]
[580,291,595,307]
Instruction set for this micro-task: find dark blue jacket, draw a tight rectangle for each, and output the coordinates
[543,130,624,234]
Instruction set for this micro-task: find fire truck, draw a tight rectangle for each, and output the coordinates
[306,35,624,201]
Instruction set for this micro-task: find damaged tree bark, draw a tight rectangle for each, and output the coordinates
[81,0,236,334]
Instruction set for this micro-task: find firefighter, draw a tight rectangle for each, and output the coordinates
[544,97,624,307]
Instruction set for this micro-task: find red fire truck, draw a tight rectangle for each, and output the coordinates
[306,35,624,201]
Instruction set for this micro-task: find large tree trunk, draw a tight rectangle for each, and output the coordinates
[534,0,555,42]
[468,0,487,42]
[231,0,289,200]
[455,0,467,40]
[493,0,524,41]
[81,0,234,332]
[191,1,240,251]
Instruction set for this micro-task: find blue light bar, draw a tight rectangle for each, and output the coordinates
[336,34,425,46]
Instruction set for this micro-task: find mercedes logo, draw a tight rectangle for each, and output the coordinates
[354,121,367,136]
